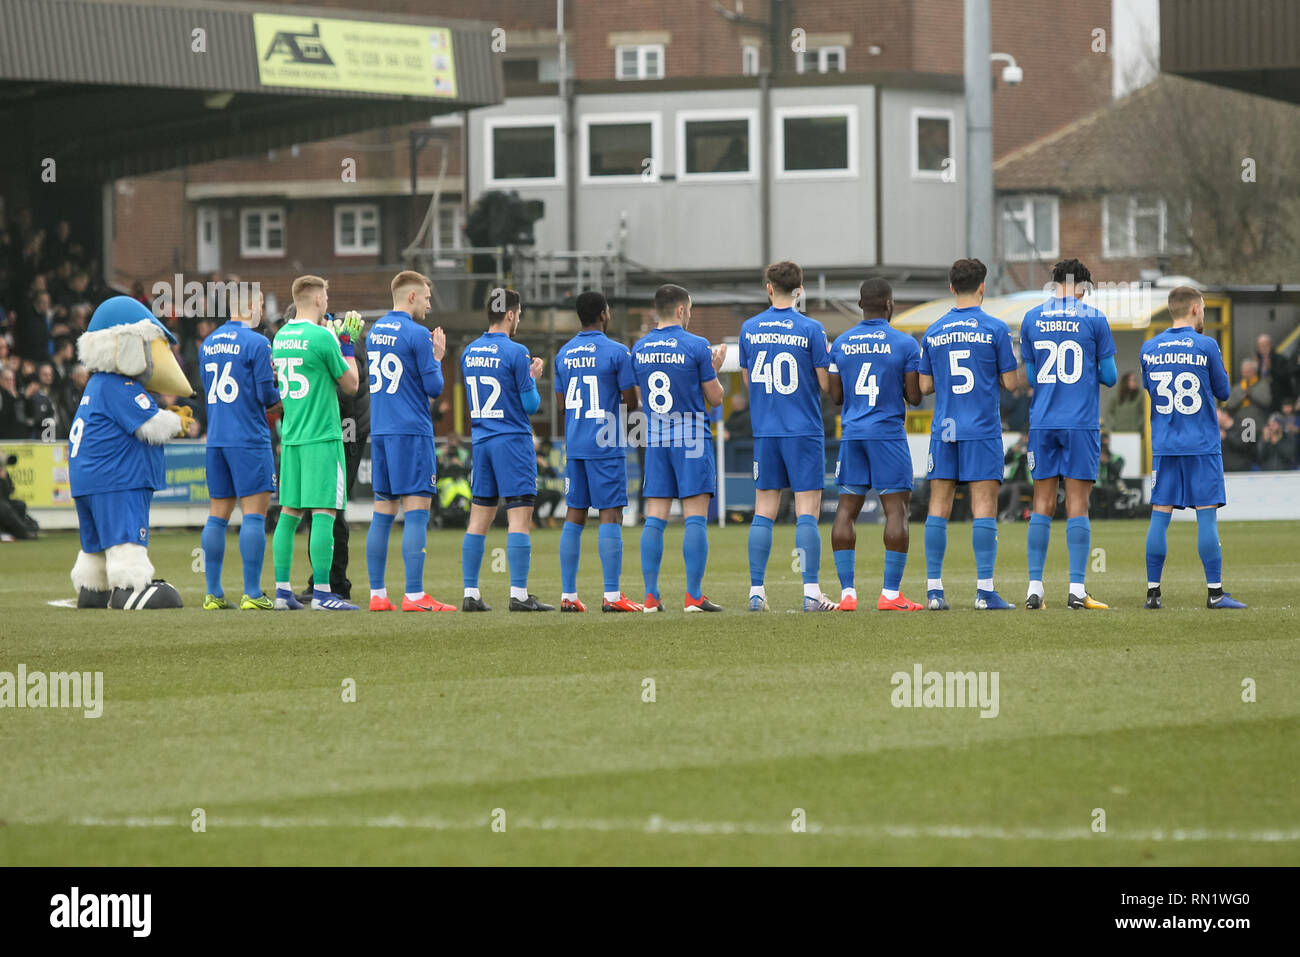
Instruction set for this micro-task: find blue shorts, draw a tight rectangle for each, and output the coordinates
[927,435,1003,483]
[1151,454,1225,510]
[1028,428,1100,481]
[753,435,825,492]
[371,434,436,500]
[565,456,628,510]
[207,444,275,499]
[643,445,716,500]
[836,437,914,495]
[471,435,537,505]
[75,488,153,553]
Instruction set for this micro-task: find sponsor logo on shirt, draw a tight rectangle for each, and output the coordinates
[469,343,499,353]
[942,318,980,329]
[850,331,888,340]
[658,337,678,348]
[566,343,598,353]
[1168,337,1195,347]
[758,319,795,330]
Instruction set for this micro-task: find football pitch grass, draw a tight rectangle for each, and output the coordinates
[1,519,1297,866]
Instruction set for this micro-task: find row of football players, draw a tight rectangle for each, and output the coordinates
[196,259,1243,612]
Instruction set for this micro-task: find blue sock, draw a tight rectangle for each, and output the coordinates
[683,516,707,601]
[598,523,622,595]
[238,514,266,597]
[748,515,774,586]
[1066,516,1090,586]
[1027,513,1051,582]
[795,514,821,585]
[972,517,998,582]
[833,548,855,590]
[201,516,228,596]
[1145,510,1171,584]
[883,549,907,594]
[402,509,429,595]
[641,517,666,599]
[560,521,584,594]
[1196,509,1222,585]
[462,532,486,588]
[506,532,530,590]
[924,516,948,580]
[366,511,396,590]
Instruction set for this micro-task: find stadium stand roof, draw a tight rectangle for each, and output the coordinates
[0,0,503,180]
[891,286,1182,334]
[1161,0,1300,105]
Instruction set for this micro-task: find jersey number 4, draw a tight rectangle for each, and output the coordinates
[853,362,880,406]
[565,374,605,419]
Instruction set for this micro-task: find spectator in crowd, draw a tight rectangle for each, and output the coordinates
[0,454,40,540]
[1106,371,1145,432]
[439,432,470,476]
[1000,365,1031,433]
[723,391,752,474]
[1218,408,1255,472]
[998,433,1033,522]
[1277,398,1298,436]
[24,362,63,439]
[130,280,150,308]
[1255,334,1294,411]
[16,290,55,362]
[59,364,89,426]
[534,436,564,527]
[0,366,27,439]
[1093,431,1134,517]
[1257,414,1297,471]
[1226,358,1271,436]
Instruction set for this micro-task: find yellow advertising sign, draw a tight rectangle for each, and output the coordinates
[0,442,73,508]
[253,15,457,98]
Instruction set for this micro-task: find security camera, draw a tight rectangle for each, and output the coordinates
[1001,64,1023,85]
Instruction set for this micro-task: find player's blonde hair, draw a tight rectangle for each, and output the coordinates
[291,275,328,302]
[391,270,431,299]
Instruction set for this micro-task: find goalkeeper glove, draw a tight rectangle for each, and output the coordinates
[328,310,364,357]
[168,404,195,438]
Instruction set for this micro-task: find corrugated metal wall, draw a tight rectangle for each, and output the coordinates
[1161,0,1300,71]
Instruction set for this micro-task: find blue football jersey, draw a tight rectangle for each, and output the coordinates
[738,306,831,438]
[632,325,716,444]
[1020,296,1116,430]
[367,310,443,437]
[199,321,280,448]
[69,373,166,494]
[918,306,1017,441]
[460,331,535,440]
[1140,327,1230,456]
[830,319,921,440]
[554,328,636,459]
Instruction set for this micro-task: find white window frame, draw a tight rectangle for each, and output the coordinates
[484,114,564,188]
[742,44,760,76]
[1102,194,1193,259]
[795,45,847,75]
[333,203,380,256]
[614,44,665,80]
[239,206,285,259]
[911,107,955,181]
[1000,194,1059,262]
[676,108,759,183]
[774,105,859,181]
[580,112,662,185]
[435,203,464,254]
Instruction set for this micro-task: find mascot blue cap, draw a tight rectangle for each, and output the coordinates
[78,295,192,396]
[86,295,178,343]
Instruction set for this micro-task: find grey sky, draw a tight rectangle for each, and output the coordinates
[1113,0,1160,97]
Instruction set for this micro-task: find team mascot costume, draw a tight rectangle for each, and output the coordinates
[69,296,196,609]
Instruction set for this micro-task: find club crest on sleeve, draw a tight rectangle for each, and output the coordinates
[134,393,151,410]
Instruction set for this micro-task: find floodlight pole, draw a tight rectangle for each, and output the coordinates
[965,0,995,275]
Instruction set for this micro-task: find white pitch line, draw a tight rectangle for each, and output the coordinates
[48,815,1300,842]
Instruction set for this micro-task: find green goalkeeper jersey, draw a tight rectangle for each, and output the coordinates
[272,318,349,445]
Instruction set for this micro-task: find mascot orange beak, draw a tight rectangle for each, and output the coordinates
[144,337,193,397]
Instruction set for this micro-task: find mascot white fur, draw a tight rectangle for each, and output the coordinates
[69,296,195,608]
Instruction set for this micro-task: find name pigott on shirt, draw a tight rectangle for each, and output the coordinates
[368,334,398,347]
